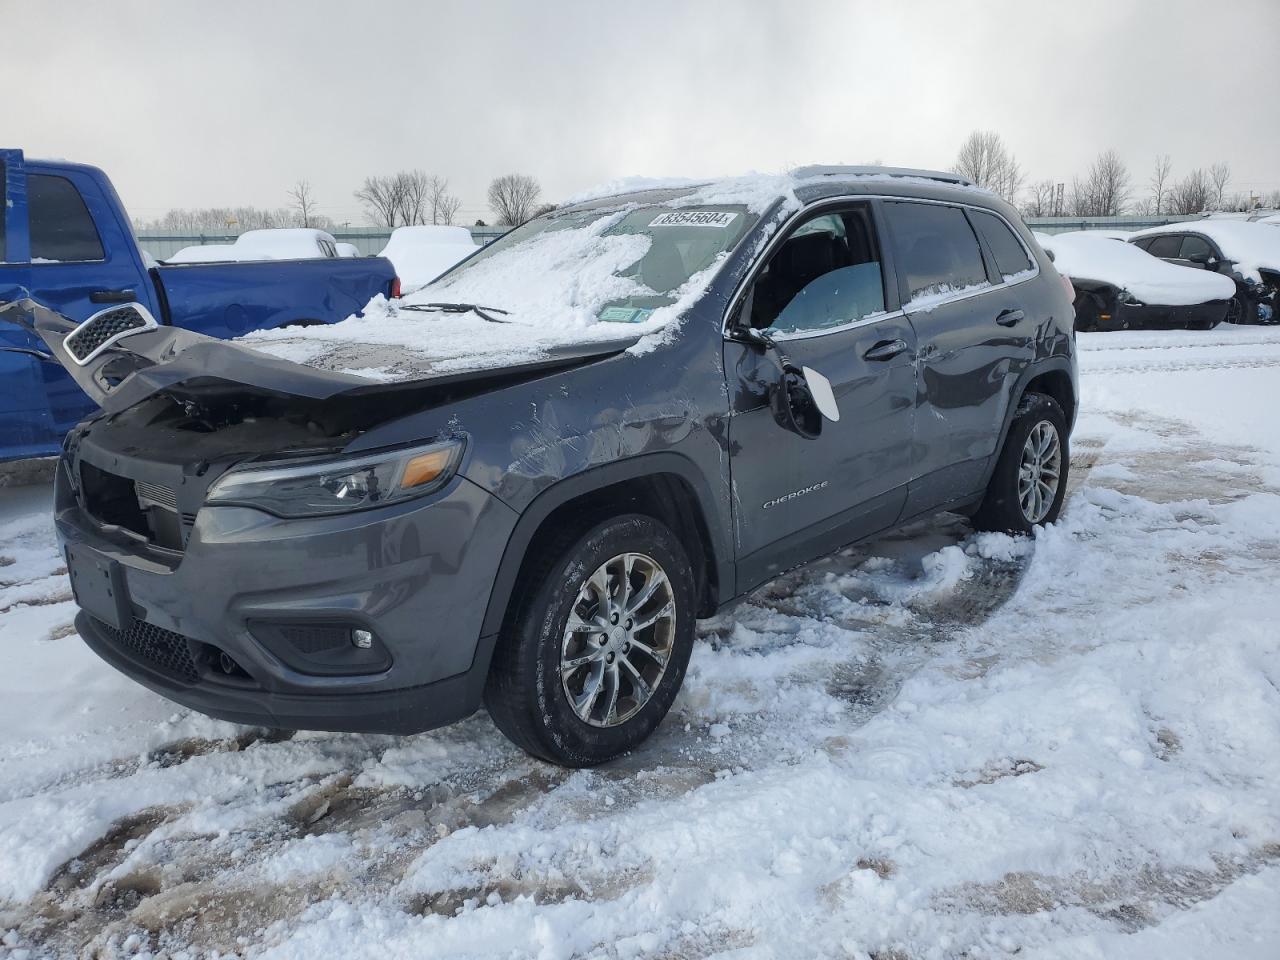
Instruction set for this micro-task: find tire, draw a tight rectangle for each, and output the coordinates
[484,514,696,767]
[971,393,1069,534]
[1073,294,1100,332]
[1225,294,1246,325]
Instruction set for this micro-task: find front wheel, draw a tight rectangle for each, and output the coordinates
[972,393,1069,534]
[484,514,696,767]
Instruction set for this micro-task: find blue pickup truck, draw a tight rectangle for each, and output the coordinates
[0,149,399,462]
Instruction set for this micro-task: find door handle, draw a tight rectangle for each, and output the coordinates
[863,338,909,361]
[90,289,135,304]
[996,308,1025,326]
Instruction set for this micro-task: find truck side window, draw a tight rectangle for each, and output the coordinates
[884,201,988,300]
[29,174,105,263]
[751,206,886,334]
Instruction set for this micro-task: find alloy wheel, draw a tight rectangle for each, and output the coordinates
[560,552,676,727]
[1018,420,1062,524]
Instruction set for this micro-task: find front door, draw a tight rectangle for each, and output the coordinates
[725,203,917,591]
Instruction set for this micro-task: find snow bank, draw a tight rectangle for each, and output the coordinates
[1042,232,1235,305]
[1131,219,1280,284]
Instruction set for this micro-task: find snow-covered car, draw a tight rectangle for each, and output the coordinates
[1129,220,1280,324]
[165,243,239,263]
[231,228,340,260]
[335,241,362,258]
[1041,232,1235,331]
[378,225,479,290]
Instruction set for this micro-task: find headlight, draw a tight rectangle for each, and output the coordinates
[206,439,464,517]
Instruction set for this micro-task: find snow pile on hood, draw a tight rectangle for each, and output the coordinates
[378,226,479,291]
[1042,232,1235,305]
[1131,220,1280,283]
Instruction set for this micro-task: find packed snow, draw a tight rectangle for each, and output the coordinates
[1130,219,1280,284]
[1041,232,1235,305]
[2,326,1279,958]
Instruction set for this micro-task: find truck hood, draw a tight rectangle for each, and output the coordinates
[0,299,641,416]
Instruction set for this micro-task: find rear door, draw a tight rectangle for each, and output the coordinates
[725,201,918,589]
[882,199,1038,516]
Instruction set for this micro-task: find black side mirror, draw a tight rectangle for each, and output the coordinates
[772,365,823,439]
[1187,251,1212,265]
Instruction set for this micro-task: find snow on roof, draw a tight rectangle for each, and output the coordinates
[232,228,336,259]
[335,242,361,258]
[1131,219,1280,283]
[1042,232,1235,306]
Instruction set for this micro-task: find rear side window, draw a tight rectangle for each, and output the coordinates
[884,201,988,300]
[971,209,1033,280]
[1179,235,1214,261]
[1145,235,1183,259]
[29,174,105,262]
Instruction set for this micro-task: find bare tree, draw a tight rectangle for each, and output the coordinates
[394,170,432,226]
[1069,149,1131,217]
[488,174,542,226]
[287,180,317,228]
[355,175,405,227]
[1149,155,1172,216]
[427,175,462,225]
[1209,162,1231,210]
[1169,169,1212,215]
[953,130,1024,203]
[1022,180,1058,218]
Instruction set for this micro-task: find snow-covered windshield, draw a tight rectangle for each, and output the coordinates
[436,204,755,323]
[241,202,759,381]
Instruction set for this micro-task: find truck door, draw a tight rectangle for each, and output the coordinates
[27,168,153,439]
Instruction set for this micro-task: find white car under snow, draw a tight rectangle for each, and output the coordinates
[1041,231,1235,331]
[165,228,342,264]
[378,225,479,291]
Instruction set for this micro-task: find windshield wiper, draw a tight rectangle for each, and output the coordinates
[401,302,511,324]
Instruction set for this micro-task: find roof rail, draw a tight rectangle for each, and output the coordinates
[792,164,973,187]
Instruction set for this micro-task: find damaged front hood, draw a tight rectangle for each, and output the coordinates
[0,299,641,416]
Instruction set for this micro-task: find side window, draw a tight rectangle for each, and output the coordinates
[884,201,988,301]
[971,209,1033,280]
[749,207,886,334]
[1145,235,1184,259]
[1178,235,1214,261]
[29,174,105,263]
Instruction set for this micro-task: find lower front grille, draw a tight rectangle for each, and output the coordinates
[93,617,201,684]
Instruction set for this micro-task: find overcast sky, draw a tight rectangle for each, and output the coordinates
[10,0,1280,225]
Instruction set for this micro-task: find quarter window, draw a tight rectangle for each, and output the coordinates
[884,201,988,301]
[748,206,886,334]
[29,174,105,263]
[971,209,1033,280]
[1145,235,1184,259]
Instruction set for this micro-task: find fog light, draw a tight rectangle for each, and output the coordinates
[351,629,374,649]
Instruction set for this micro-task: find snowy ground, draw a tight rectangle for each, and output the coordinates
[2,327,1279,959]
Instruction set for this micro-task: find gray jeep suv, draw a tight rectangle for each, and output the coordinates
[6,166,1077,767]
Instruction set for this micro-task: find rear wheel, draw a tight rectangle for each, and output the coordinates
[484,514,696,767]
[972,393,1069,534]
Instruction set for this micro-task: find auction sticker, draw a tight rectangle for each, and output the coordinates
[649,210,739,228]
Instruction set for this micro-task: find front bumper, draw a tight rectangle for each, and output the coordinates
[1111,299,1230,329]
[56,452,519,734]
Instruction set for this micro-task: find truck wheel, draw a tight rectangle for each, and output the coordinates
[484,514,695,767]
[971,393,1069,534]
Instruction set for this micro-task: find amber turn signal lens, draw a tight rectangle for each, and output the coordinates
[401,449,454,489]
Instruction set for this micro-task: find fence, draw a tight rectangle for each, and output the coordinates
[137,215,1216,259]
[135,225,510,260]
